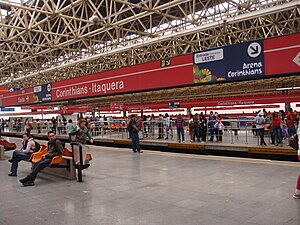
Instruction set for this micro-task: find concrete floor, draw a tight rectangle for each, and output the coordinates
[1,137,300,225]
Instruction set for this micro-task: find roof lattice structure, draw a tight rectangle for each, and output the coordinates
[0,0,299,88]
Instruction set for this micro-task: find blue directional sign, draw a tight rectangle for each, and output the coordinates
[33,83,52,102]
[193,40,264,83]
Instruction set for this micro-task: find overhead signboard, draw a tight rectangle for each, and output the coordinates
[33,83,52,103]
[168,102,180,109]
[60,106,92,112]
[1,88,34,107]
[193,40,264,83]
[264,33,300,76]
[0,108,15,112]
[51,54,193,101]
[21,106,55,110]
[110,103,124,111]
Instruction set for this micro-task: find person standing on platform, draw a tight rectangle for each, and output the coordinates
[208,111,216,142]
[272,112,283,147]
[287,108,297,137]
[165,113,172,140]
[193,113,200,142]
[255,111,267,146]
[199,113,207,143]
[157,114,164,139]
[66,119,76,142]
[128,115,142,153]
[188,114,195,143]
[176,114,185,143]
[24,119,32,135]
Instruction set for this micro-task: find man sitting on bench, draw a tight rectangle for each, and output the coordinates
[19,131,63,186]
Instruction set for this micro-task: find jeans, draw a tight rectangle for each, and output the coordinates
[215,129,223,142]
[209,128,214,141]
[257,128,266,145]
[131,132,140,152]
[194,127,200,142]
[165,125,170,138]
[10,151,32,175]
[29,158,52,181]
[177,128,184,142]
[288,126,296,137]
[274,126,282,144]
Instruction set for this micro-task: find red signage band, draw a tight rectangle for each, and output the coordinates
[264,33,300,76]
[21,106,55,110]
[1,88,34,107]
[51,54,193,101]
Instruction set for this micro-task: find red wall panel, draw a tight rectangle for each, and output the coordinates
[264,33,300,75]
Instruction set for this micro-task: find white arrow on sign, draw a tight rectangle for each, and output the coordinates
[293,52,300,67]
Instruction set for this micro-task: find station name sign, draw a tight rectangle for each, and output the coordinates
[51,54,193,101]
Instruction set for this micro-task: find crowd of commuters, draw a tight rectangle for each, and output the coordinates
[2,108,299,147]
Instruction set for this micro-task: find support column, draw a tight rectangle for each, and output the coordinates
[123,111,127,118]
[285,102,291,112]
[187,108,191,115]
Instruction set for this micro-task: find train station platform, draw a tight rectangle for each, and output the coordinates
[1,137,300,225]
[1,129,298,161]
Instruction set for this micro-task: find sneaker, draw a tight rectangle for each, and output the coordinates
[19,176,31,184]
[132,150,137,153]
[293,194,300,199]
[182,141,185,143]
[137,150,143,153]
[8,159,13,163]
[22,181,35,187]
[8,173,17,177]
[201,141,205,144]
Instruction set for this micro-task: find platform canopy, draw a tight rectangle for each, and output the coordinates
[0,0,299,89]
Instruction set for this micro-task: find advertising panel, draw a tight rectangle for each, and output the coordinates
[33,83,52,103]
[51,54,193,101]
[1,88,34,107]
[264,33,300,75]
[193,40,264,83]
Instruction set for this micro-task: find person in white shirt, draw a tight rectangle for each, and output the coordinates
[165,113,171,140]
[255,112,267,146]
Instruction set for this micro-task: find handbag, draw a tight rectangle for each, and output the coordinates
[85,153,92,161]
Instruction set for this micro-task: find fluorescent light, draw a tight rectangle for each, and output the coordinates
[276,87,293,91]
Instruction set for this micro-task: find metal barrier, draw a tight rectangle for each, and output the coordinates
[5,118,289,146]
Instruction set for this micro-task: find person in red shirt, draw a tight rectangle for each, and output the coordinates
[271,112,282,146]
[286,108,297,137]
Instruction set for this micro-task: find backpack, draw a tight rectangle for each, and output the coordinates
[32,140,41,152]
[288,134,298,150]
